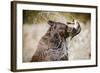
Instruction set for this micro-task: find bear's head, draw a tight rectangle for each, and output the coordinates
[48,20,81,40]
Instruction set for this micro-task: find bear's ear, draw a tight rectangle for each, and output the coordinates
[48,20,55,26]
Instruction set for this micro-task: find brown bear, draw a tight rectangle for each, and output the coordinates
[31,20,81,62]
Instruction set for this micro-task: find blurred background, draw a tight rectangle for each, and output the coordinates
[23,10,91,62]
